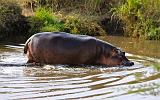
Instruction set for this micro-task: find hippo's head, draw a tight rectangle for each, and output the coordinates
[106,48,134,66]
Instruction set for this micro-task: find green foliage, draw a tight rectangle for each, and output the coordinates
[20,0,122,15]
[0,0,29,39]
[64,15,106,35]
[27,16,43,36]
[41,24,65,32]
[28,7,65,36]
[1,0,160,40]
[113,0,160,40]
[35,8,59,26]
[28,8,106,36]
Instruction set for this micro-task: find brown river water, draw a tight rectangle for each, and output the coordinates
[0,36,160,100]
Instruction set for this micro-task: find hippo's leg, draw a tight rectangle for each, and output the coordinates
[27,59,34,63]
[26,49,35,63]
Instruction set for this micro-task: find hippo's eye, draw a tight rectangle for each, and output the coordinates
[112,55,122,59]
[118,55,123,59]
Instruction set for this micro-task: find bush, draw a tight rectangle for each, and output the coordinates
[35,7,60,26]
[27,16,43,37]
[28,8,106,36]
[113,0,160,40]
[63,15,106,35]
[41,24,65,32]
[28,7,65,36]
[0,0,29,39]
[20,0,123,15]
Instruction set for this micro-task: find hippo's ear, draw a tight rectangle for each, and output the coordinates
[111,48,119,56]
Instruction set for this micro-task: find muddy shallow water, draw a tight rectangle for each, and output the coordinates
[0,36,160,100]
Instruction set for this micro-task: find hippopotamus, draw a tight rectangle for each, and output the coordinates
[24,32,134,66]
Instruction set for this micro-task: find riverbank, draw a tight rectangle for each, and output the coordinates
[0,0,160,40]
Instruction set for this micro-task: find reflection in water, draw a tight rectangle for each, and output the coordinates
[0,36,160,100]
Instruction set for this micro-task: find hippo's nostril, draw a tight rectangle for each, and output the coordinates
[122,61,134,66]
[131,62,134,65]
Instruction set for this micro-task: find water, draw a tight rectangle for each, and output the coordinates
[0,36,160,100]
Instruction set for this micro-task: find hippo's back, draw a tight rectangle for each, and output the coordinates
[30,32,97,64]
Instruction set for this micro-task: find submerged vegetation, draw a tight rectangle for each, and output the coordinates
[0,0,160,40]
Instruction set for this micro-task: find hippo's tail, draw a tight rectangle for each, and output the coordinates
[24,35,34,54]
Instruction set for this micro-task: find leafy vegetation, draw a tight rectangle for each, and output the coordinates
[0,0,29,39]
[27,7,106,37]
[113,0,160,40]
[63,14,106,35]
[19,0,121,15]
[1,0,160,40]
[27,7,64,36]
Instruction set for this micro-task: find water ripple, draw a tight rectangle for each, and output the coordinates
[0,44,160,100]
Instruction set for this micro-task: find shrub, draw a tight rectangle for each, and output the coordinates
[28,7,65,36]
[20,0,123,15]
[41,24,65,32]
[35,7,60,26]
[113,0,160,40]
[27,16,43,37]
[63,15,106,35]
[0,0,29,39]
[28,8,106,36]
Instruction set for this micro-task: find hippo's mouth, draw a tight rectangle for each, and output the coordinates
[122,61,134,66]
